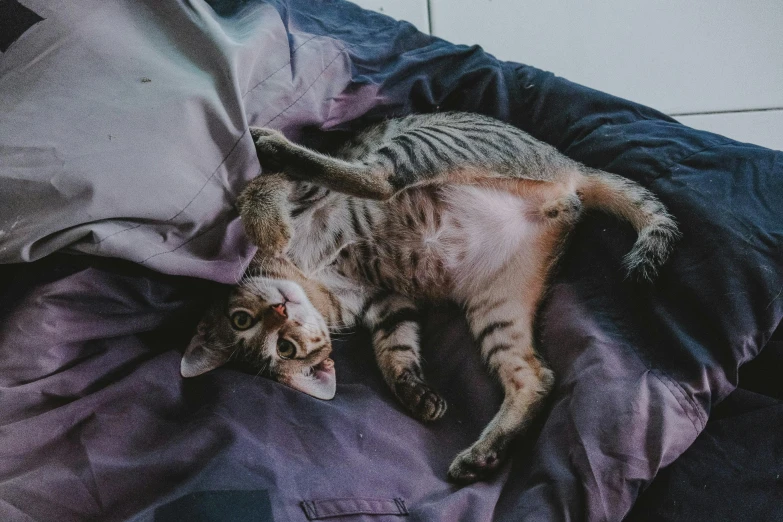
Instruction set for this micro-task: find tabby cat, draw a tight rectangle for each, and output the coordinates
[181,112,679,483]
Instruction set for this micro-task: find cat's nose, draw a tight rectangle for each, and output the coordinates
[271,303,287,318]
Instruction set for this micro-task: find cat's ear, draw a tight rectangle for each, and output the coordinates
[180,332,230,378]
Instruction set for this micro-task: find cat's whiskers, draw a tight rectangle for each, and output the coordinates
[226,342,244,363]
[203,338,239,352]
[232,254,248,286]
[254,356,271,378]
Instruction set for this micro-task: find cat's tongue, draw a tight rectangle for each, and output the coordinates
[287,358,336,400]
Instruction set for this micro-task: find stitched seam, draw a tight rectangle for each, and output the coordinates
[300,501,317,519]
[308,497,403,503]
[93,223,143,247]
[93,129,247,253]
[85,17,410,255]
[262,46,349,127]
[136,46,349,263]
[164,130,248,223]
[659,140,735,171]
[91,33,348,251]
[139,216,225,264]
[242,13,364,99]
[617,338,704,434]
[241,33,322,99]
[316,509,400,517]
[651,369,704,433]
[301,498,407,519]
[538,304,705,435]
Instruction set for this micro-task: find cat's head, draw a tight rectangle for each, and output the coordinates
[181,273,336,400]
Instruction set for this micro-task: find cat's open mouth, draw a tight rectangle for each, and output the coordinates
[287,358,336,400]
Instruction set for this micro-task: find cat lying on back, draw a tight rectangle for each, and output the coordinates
[181,112,679,483]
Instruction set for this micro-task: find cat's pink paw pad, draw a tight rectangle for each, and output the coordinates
[447,446,504,484]
[476,452,499,468]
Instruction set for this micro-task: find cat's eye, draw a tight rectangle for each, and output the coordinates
[277,339,296,359]
[230,311,255,330]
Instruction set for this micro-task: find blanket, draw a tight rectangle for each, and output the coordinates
[1,1,781,520]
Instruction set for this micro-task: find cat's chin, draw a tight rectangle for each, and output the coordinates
[286,358,336,400]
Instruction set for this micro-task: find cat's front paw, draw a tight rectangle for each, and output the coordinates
[250,127,290,172]
[236,175,292,256]
[244,217,292,258]
[394,377,447,422]
[447,443,505,484]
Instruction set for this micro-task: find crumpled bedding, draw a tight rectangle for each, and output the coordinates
[1,1,781,521]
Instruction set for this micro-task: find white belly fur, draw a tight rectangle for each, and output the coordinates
[436,185,541,294]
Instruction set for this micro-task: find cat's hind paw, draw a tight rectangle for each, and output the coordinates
[447,443,505,484]
[394,377,447,422]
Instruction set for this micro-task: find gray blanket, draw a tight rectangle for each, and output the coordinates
[1,1,781,521]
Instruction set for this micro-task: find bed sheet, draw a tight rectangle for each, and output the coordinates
[1,1,781,520]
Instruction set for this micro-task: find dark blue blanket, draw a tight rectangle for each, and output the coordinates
[1,1,781,520]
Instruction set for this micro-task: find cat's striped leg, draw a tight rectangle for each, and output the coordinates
[360,292,447,422]
[251,127,520,201]
[315,272,446,421]
[448,291,555,483]
[251,128,396,200]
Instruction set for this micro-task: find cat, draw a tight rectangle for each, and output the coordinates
[181,112,680,483]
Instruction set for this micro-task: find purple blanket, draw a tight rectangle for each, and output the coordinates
[1,1,782,520]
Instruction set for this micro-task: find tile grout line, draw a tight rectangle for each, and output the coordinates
[671,107,783,117]
[426,0,433,35]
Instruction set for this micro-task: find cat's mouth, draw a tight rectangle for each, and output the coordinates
[285,358,336,400]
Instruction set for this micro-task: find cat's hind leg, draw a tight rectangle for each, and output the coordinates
[251,127,396,200]
[448,283,555,483]
[314,271,447,421]
[361,291,447,421]
[251,127,549,202]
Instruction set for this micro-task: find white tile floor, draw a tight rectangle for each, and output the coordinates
[352,0,783,151]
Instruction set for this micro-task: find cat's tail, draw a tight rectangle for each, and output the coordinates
[576,168,681,281]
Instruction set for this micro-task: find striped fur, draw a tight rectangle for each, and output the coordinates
[203,112,679,484]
